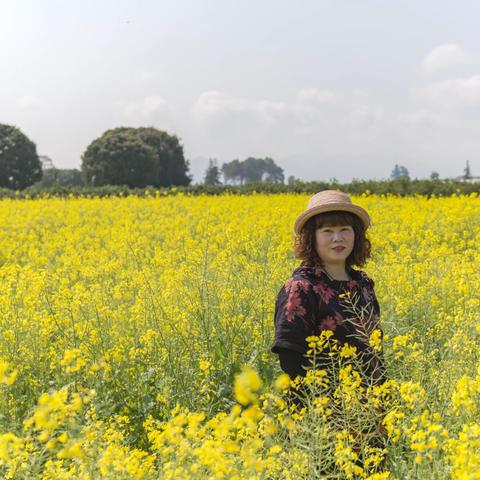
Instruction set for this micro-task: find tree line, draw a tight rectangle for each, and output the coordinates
[0,177,478,200]
[0,122,477,191]
[0,123,286,190]
[0,124,192,190]
[205,157,284,185]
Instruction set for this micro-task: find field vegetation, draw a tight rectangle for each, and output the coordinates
[0,193,479,479]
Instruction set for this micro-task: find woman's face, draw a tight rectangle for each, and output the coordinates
[315,224,355,266]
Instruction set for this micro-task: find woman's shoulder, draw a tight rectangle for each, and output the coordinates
[291,264,321,281]
[276,265,317,297]
[288,264,327,289]
[350,268,376,288]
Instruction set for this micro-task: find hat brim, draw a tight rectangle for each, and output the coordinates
[294,203,371,234]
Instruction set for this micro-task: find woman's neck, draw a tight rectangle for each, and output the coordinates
[322,263,350,281]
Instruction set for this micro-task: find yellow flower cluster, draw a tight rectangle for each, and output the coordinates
[60,348,87,374]
[451,370,480,414]
[335,429,387,479]
[445,423,480,480]
[0,359,17,386]
[404,410,449,464]
[233,365,263,406]
[23,386,87,442]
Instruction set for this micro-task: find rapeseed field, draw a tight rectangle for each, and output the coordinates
[0,193,479,479]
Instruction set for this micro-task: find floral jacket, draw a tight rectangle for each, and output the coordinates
[271,264,385,384]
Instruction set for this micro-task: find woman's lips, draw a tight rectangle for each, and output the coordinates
[332,246,345,252]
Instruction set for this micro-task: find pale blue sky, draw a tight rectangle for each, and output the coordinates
[1,0,480,182]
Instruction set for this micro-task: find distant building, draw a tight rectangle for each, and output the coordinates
[39,155,55,170]
[454,161,480,182]
[457,178,480,183]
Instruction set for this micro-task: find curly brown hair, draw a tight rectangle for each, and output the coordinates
[293,210,371,268]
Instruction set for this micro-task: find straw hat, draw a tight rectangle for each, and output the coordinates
[294,190,371,234]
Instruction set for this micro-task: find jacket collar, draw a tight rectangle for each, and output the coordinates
[293,263,362,283]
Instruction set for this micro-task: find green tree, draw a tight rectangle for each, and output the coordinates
[263,157,284,183]
[221,157,284,184]
[390,164,410,180]
[204,159,222,185]
[39,155,55,170]
[0,124,42,189]
[36,168,84,187]
[287,175,299,185]
[136,127,191,187]
[221,159,243,185]
[82,129,156,187]
[81,127,191,187]
[243,157,265,183]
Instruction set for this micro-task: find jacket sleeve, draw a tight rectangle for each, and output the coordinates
[278,348,310,379]
[360,273,381,317]
[369,280,381,318]
[271,277,317,355]
[359,274,386,385]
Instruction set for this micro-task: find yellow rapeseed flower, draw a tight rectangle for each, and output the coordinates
[234,365,263,406]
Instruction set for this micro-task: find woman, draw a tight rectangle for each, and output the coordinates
[271,190,386,395]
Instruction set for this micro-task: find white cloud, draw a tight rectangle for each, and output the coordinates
[189,91,298,162]
[420,75,480,107]
[111,87,480,182]
[422,44,477,74]
[188,89,390,169]
[192,91,292,126]
[123,95,169,116]
[192,89,359,130]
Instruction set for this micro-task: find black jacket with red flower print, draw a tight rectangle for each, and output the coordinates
[271,264,385,384]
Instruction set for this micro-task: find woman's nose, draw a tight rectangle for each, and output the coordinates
[332,230,344,241]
